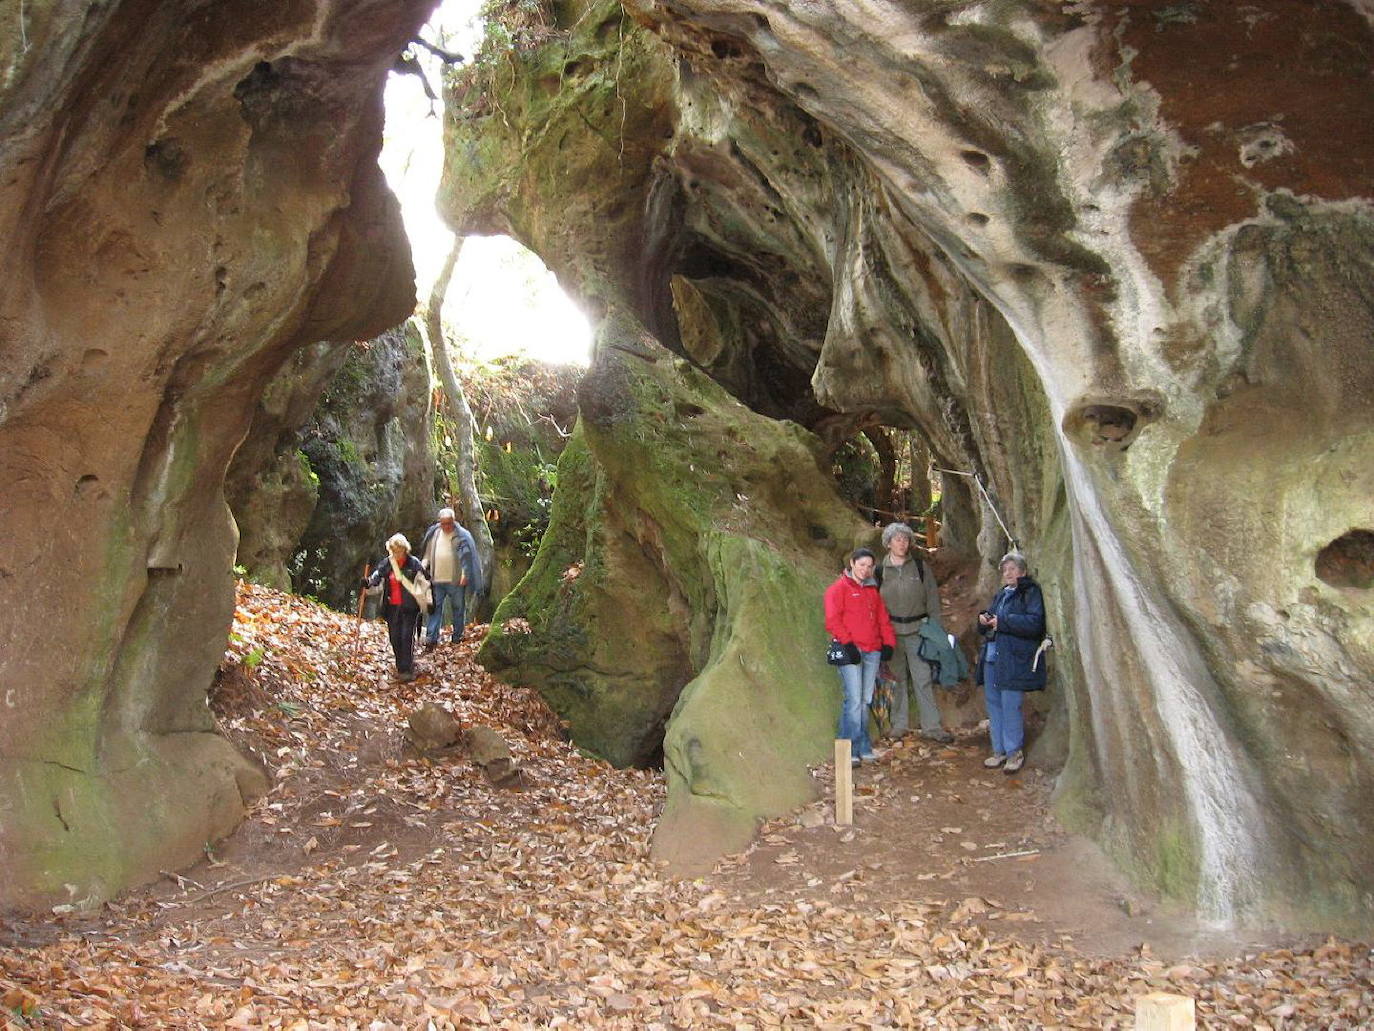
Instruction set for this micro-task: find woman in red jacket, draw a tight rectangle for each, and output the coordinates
[824,548,896,766]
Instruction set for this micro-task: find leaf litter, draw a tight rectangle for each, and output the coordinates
[1,583,1371,1028]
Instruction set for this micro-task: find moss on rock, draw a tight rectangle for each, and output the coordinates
[480,310,866,864]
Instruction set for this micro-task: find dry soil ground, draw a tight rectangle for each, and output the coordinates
[1,584,1370,1028]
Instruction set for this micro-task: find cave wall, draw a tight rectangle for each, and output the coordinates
[444,0,1374,930]
[0,0,430,905]
[227,321,437,607]
[478,310,870,866]
[291,321,436,609]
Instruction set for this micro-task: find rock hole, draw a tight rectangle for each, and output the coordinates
[961,150,991,174]
[74,475,100,498]
[144,137,188,181]
[1315,530,1374,589]
[1063,398,1160,452]
[675,401,706,419]
[710,38,745,60]
[967,212,990,226]
[233,61,277,103]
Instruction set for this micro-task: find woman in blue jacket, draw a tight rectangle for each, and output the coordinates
[975,551,1047,774]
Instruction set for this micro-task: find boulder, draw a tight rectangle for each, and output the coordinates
[479,311,868,866]
[405,703,462,756]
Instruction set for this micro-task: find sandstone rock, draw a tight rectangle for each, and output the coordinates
[476,311,868,867]
[444,0,1374,931]
[227,320,437,607]
[462,725,513,767]
[461,726,524,789]
[406,703,461,756]
[0,0,428,906]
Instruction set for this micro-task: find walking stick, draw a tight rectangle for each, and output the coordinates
[353,563,370,657]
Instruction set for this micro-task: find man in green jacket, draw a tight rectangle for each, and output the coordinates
[877,522,953,743]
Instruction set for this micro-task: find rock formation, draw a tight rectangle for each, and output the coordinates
[444,0,1374,930]
[478,310,869,865]
[227,322,437,604]
[0,0,430,905]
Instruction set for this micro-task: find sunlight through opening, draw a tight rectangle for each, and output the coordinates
[379,1,591,367]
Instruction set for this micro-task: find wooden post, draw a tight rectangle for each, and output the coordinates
[1134,993,1195,1031]
[352,563,371,656]
[834,740,853,826]
[925,514,940,549]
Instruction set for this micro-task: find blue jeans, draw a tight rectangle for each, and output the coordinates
[983,658,1025,755]
[426,581,466,643]
[837,650,881,760]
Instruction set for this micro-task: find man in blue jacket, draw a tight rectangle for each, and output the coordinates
[417,507,483,648]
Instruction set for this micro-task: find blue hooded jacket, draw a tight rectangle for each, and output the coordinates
[974,575,1048,692]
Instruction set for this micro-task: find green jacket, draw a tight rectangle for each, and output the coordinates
[917,618,970,686]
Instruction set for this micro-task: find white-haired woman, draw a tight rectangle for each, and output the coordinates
[363,533,431,682]
[975,552,1047,774]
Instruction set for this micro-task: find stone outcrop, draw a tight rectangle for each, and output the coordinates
[290,321,436,609]
[0,0,429,905]
[478,311,869,864]
[444,0,1374,930]
[225,341,353,593]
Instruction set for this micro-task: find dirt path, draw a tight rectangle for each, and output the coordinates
[1,584,1369,1028]
[716,734,1279,962]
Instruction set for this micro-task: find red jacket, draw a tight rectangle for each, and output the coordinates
[824,572,896,652]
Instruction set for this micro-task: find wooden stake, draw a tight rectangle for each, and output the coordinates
[834,739,853,826]
[353,563,370,656]
[925,514,940,549]
[1134,993,1195,1031]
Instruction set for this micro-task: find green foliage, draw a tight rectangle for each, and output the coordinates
[296,449,320,489]
[434,355,579,559]
[831,436,880,511]
[452,0,560,107]
[243,647,266,670]
[336,439,362,467]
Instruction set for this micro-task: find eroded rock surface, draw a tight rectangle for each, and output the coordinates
[478,311,869,866]
[445,0,1374,929]
[0,0,428,904]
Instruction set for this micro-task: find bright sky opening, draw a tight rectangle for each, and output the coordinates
[379,1,592,367]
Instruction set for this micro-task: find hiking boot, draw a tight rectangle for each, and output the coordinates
[921,728,954,744]
[1003,750,1025,774]
[422,639,438,651]
[983,753,1006,769]
[397,670,416,683]
[850,757,861,768]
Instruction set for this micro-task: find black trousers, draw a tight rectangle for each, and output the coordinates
[386,607,420,673]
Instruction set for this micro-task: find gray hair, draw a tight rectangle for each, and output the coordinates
[882,522,917,549]
[386,532,411,554]
[999,551,1028,574]
[438,507,456,521]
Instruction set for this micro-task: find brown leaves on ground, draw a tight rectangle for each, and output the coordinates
[2,583,1372,1028]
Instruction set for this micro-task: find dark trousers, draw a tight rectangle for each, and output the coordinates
[386,607,420,673]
